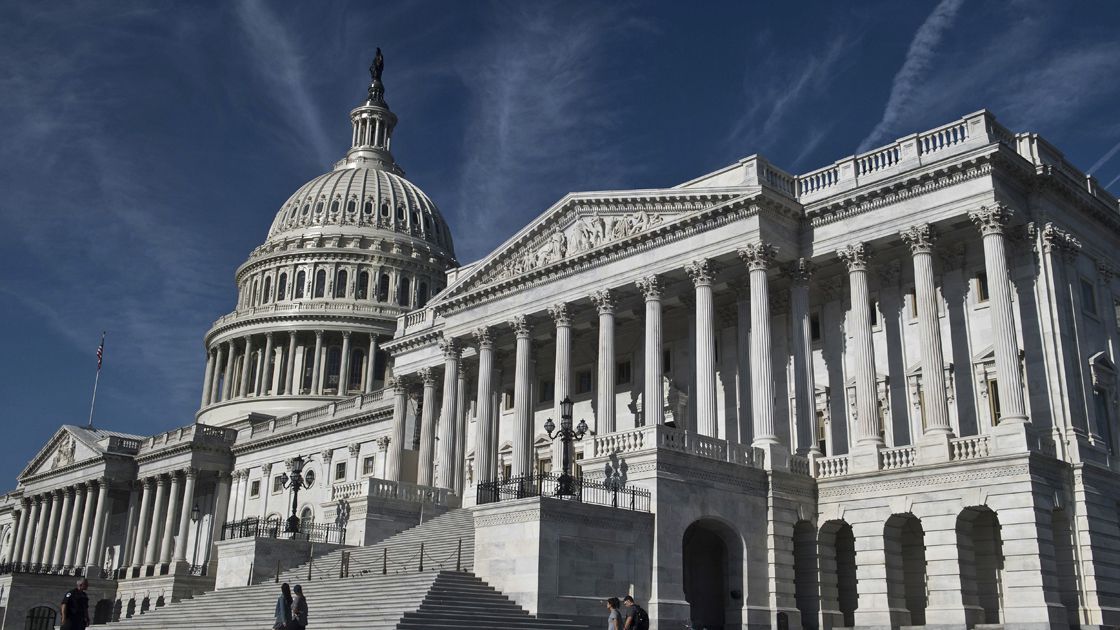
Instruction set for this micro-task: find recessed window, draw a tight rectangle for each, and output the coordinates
[313,270,326,298]
[357,271,370,300]
[348,200,358,214]
[907,287,918,321]
[616,361,632,386]
[975,272,990,303]
[869,300,880,328]
[538,379,554,404]
[577,371,593,394]
[503,389,514,411]
[377,274,391,302]
[334,462,347,482]
[335,269,348,298]
[330,200,339,213]
[397,277,411,306]
[1082,279,1098,316]
[538,458,552,475]
[272,476,284,494]
[363,456,376,476]
[263,276,272,303]
[417,282,429,308]
[987,379,1002,426]
[295,270,306,299]
[810,313,822,343]
[277,273,288,301]
[662,348,672,374]
[304,470,315,487]
[249,480,260,498]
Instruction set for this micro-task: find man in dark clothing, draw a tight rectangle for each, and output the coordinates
[622,595,649,630]
[60,578,90,630]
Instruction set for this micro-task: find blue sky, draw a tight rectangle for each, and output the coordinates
[1,0,1118,485]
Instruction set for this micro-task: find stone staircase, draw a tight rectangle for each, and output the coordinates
[108,509,589,629]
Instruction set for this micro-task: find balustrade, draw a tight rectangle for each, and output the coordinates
[949,435,990,461]
[879,446,917,470]
[815,455,849,479]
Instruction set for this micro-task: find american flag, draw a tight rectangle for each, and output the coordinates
[96,332,105,371]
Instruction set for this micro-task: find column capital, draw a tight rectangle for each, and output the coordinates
[784,258,814,285]
[591,288,615,314]
[348,442,361,457]
[736,242,778,271]
[376,436,391,451]
[368,332,379,343]
[968,203,1014,236]
[315,329,325,339]
[547,302,571,326]
[183,467,199,480]
[62,486,75,498]
[473,326,494,349]
[388,375,407,393]
[318,450,334,466]
[636,275,663,301]
[838,242,872,272]
[685,258,715,286]
[900,223,938,255]
[1038,221,1082,257]
[262,463,273,477]
[341,330,352,340]
[510,315,532,338]
[264,331,274,340]
[439,336,461,359]
[419,367,436,386]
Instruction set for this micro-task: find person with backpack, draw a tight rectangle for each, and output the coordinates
[622,595,650,630]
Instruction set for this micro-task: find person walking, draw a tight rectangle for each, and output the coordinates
[606,597,623,630]
[274,583,293,630]
[60,578,90,630]
[621,595,650,630]
[290,584,309,629]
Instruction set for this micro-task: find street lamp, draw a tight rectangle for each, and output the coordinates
[278,455,309,534]
[544,396,589,496]
[189,504,201,571]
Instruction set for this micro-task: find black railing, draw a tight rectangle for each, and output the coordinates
[476,473,651,512]
[0,562,85,576]
[221,516,346,545]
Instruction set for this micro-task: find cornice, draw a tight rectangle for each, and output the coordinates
[231,407,391,455]
[380,328,442,356]
[205,310,396,345]
[817,462,1030,499]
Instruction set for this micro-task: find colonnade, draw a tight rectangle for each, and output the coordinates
[6,479,111,571]
[125,468,211,571]
[387,204,1028,487]
[202,331,381,406]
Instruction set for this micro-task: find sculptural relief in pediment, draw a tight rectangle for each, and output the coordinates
[51,434,76,469]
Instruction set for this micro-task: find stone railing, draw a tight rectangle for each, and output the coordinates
[949,435,990,461]
[815,455,849,479]
[331,477,456,506]
[789,454,811,476]
[398,307,438,336]
[590,424,762,469]
[880,446,917,470]
[106,436,141,454]
[212,301,394,327]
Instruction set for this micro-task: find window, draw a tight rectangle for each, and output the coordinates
[249,480,261,498]
[334,461,347,482]
[326,347,342,391]
[364,200,374,215]
[987,379,1002,426]
[377,274,390,302]
[616,360,632,385]
[907,287,918,320]
[816,410,827,454]
[304,469,315,487]
[251,279,258,306]
[810,313,822,343]
[869,300,880,328]
[662,348,672,374]
[975,272,990,303]
[330,200,339,213]
[313,270,326,298]
[503,389,514,411]
[363,455,376,476]
[295,270,306,299]
[357,271,369,299]
[577,370,593,394]
[335,269,348,298]
[398,277,411,306]
[538,458,552,475]
[502,464,512,481]
[348,349,364,391]
[347,200,357,214]
[272,476,284,494]
[277,273,288,301]
[263,276,272,303]
[417,282,429,307]
[1082,279,1098,316]
[539,379,554,404]
[396,205,406,222]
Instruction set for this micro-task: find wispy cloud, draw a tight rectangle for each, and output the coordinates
[858,0,966,152]
[1088,138,1120,175]
[235,0,333,169]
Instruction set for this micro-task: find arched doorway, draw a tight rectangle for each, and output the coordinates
[884,514,927,625]
[957,507,1004,624]
[793,520,820,630]
[819,520,857,628]
[683,519,742,630]
[25,606,56,630]
[94,599,114,624]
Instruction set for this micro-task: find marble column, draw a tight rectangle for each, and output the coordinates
[207,473,232,566]
[386,379,408,481]
[311,330,325,396]
[131,479,153,567]
[145,475,168,566]
[839,243,884,447]
[27,496,46,565]
[511,316,534,478]
[159,472,181,565]
[686,259,718,437]
[787,258,819,455]
[417,368,438,486]
[591,289,616,434]
[338,331,352,395]
[365,334,379,393]
[85,480,110,568]
[221,340,236,401]
[7,502,26,565]
[902,224,953,436]
[41,491,61,567]
[735,284,753,445]
[63,485,85,567]
[738,245,779,447]
[74,482,94,568]
[285,332,298,395]
[259,332,275,396]
[200,350,215,407]
[473,327,496,483]
[239,336,254,398]
[637,276,665,426]
[548,304,572,468]
[173,468,197,563]
[969,204,1028,423]
[453,363,469,496]
[49,488,72,567]
[436,339,461,489]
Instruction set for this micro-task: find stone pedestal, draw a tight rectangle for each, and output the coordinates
[916,432,952,465]
[849,444,883,473]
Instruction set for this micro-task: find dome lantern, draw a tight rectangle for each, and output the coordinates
[339,47,402,175]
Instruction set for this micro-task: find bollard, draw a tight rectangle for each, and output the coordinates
[307,555,312,581]
[247,562,254,586]
[275,560,281,583]
[382,547,387,575]
[418,542,424,572]
[456,538,462,571]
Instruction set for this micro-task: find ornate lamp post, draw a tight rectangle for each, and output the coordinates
[189,504,201,572]
[278,455,309,534]
[544,396,589,496]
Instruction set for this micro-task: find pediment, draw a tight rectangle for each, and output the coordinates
[20,426,102,479]
[434,188,751,306]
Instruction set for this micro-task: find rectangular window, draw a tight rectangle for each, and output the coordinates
[502,464,512,481]
[503,389,514,411]
[616,360,632,386]
[907,287,918,321]
[250,480,260,498]
[988,379,1002,426]
[810,313,822,343]
[1082,279,1098,316]
[538,379,554,404]
[816,411,827,454]
[975,272,990,303]
[662,348,672,373]
[363,455,376,476]
[335,461,347,482]
[538,458,552,475]
[869,300,880,328]
[577,370,593,394]
[272,476,283,494]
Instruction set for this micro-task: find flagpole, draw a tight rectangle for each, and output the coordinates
[88,331,105,429]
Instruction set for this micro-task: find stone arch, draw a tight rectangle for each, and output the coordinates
[792,519,820,630]
[884,513,927,625]
[24,605,56,630]
[957,506,1004,625]
[682,517,744,630]
[818,519,857,628]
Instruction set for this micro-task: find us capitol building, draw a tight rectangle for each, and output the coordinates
[1,53,1118,630]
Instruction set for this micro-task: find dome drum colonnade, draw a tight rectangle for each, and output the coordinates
[381,202,1029,488]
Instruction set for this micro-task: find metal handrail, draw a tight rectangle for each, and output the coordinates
[221,516,346,545]
[476,472,651,512]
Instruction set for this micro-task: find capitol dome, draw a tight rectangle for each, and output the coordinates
[196,49,456,427]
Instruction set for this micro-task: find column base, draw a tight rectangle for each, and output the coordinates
[849,442,883,473]
[753,442,790,472]
[916,431,953,465]
[990,419,1032,455]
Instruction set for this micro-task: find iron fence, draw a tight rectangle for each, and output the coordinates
[0,562,85,576]
[476,472,651,512]
[221,516,346,545]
